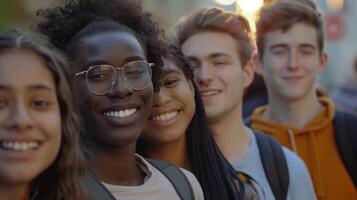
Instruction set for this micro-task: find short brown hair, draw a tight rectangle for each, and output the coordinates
[171,7,253,66]
[256,0,324,59]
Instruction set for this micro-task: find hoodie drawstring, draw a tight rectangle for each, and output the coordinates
[309,132,325,199]
[287,129,298,153]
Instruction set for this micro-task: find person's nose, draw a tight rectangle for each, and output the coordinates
[3,101,34,132]
[287,50,300,71]
[195,63,214,87]
[153,88,171,107]
[107,69,133,98]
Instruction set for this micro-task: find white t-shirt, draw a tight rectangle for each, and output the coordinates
[102,154,204,200]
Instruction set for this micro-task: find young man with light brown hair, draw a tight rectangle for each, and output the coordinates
[172,7,316,200]
[251,1,357,199]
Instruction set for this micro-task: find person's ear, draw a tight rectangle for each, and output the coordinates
[188,78,195,96]
[243,58,255,89]
[317,51,328,73]
[253,52,263,76]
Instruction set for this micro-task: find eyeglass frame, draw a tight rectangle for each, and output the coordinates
[74,60,154,95]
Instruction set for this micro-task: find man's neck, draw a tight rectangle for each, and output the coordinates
[264,91,324,129]
[209,105,252,163]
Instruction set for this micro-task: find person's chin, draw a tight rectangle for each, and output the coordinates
[96,129,142,147]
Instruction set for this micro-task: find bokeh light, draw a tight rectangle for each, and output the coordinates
[237,0,264,13]
[214,0,236,6]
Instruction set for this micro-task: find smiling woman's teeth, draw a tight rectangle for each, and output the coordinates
[0,141,39,151]
[103,108,137,118]
[152,111,178,121]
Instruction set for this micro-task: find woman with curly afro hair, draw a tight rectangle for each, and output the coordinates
[37,0,203,199]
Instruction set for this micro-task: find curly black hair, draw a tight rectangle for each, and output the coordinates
[36,0,166,90]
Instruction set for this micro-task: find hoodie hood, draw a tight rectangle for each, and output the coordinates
[251,97,335,136]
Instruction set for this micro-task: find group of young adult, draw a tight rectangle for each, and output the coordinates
[0,0,355,199]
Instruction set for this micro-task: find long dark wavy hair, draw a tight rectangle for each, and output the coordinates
[139,45,245,199]
[0,28,87,200]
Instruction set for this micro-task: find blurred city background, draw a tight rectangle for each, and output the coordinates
[0,0,356,90]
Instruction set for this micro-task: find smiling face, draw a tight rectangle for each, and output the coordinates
[181,31,254,123]
[0,49,61,187]
[142,59,195,144]
[73,31,153,148]
[256,22,327,101]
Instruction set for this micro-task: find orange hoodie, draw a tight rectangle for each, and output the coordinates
[251,97,356,200]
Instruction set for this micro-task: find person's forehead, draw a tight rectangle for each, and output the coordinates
[0,50,55,90]
[181,31,238,59]
[264,22,319,48]
[82,32,144,53]
[75,32,146,67]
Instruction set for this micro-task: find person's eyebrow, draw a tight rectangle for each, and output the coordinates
[161,68,181,77]
[27,84,56,93]
[81,60,111,71]
[269,43,289,50]
[122,56,145,64]
[0,84,55,93]
[208,52,232,59]
[299,44,317,50]
[0,85,9,90]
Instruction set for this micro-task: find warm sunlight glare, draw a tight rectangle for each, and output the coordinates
[327,0,344,11]
[237,0,264,13]
[214,0,236,6]
[236,0,264,33]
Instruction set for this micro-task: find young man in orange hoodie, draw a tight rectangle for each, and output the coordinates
[251,1,357,199]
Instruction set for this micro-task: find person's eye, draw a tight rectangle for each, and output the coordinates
[272,50,286,55]
[213,60,228,66]
[0,99,9,110]
[161,78,180,88]
[89,72,110,81]
[31,99,51,109]
[187,60,200,71]
[88,67,112,81]
[125,69,145,79]
[301,49,314,56]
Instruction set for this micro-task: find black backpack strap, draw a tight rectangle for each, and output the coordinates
[147,159,194,200]
[255,132,289,200]
[82,172,116,200]
[244,116,252,127]
[333,110,357,187]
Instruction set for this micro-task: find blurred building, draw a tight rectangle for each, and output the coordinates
[142,0,234,30]
[1,0,355,89]
[315,0,357,88]
[144,0,357,89]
